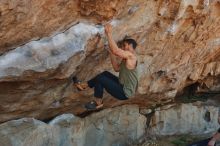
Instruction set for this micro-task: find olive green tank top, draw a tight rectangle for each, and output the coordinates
[119,60,139,98]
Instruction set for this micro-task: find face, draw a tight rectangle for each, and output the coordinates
[123,42,130,51]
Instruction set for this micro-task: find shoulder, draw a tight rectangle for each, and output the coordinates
[128,52,137,61]
[125,51,136,58]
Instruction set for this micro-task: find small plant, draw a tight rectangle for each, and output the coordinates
[171,136,188,146]
[170,135,203,146]
[181,94,208,103]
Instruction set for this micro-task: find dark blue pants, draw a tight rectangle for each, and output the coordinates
[87,71,128,100]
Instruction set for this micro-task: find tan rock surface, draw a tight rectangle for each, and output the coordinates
[0,0,219,123]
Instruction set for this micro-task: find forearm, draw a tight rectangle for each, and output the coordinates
[106,33,119,53]
[104,24,130,59]
[109,52,119,72]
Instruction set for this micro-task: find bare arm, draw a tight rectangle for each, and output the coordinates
[109,51,120,72]
[105,24,132,59]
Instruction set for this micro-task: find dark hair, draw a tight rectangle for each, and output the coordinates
[123,38,137,49]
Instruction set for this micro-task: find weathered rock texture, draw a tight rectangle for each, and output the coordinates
[0,103,219,146]
[149,102,220,135]
[0,105,146,146]
[0,0,219,122]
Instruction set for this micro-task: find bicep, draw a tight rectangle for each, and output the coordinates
[112,48,131,59]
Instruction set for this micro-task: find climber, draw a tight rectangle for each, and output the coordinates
[208,128,220,146]
[73,23,139,110]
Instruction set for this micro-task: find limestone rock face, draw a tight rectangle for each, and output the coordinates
[0,103,219,146]
[149,103,220,135]
[0,0,219,122]
[0,105,146,146]
[0,0,126,54]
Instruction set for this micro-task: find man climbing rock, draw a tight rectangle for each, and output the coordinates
[73,23,139,110]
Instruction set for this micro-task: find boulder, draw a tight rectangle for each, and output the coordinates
[0,0,219,123]
[150,103,220,135]
[0,105,146,146]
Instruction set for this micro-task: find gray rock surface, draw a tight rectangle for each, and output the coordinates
[0,105,146,146]
[149,103,220,135]
[0,103,220,146]
[0,23,101,78]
